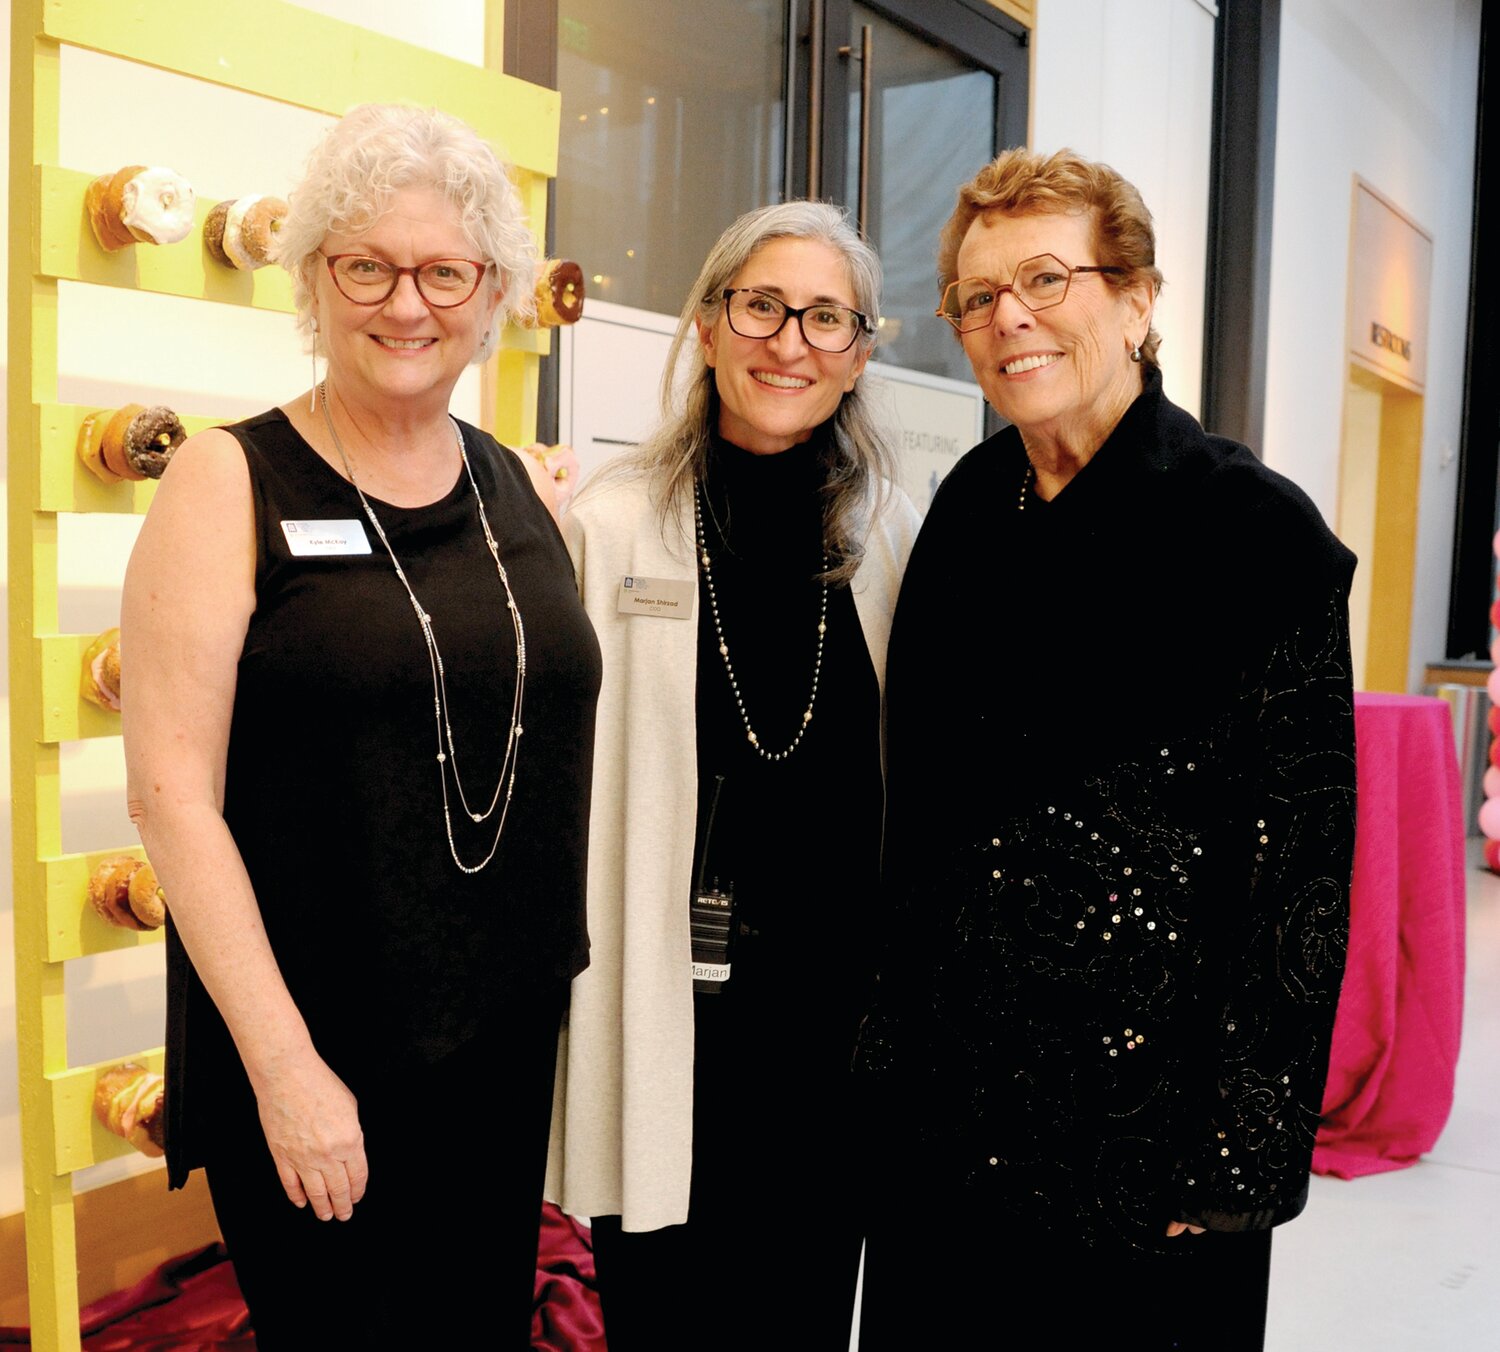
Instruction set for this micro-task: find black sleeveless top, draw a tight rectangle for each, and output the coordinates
[165,409,600,1182]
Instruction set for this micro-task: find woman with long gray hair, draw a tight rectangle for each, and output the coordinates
[546,200,920,1348]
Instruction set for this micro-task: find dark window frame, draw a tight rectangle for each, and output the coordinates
[1446,2,1498,661]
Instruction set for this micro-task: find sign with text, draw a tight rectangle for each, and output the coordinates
[1348,178,1432,393]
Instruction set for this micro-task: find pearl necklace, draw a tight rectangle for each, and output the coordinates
[693,481,828,762]
[319,382,526,873]
[1019,458,1035,511]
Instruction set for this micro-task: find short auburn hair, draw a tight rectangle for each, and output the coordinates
[937,146,1165,370]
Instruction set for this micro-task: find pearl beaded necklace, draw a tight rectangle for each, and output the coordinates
[693,481,827,763]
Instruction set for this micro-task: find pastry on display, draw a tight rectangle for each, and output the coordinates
[85,165,196,252]
[523,442,582,512]
[77,403,186,483]
[86,853,166,931]
[525,258,585,327]
[126,862,168,929]
[204,194,288,270]
[81,627,123,712]
[94,1063,166,1157]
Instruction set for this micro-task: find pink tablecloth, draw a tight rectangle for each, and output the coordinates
[1312,692,1466,1178]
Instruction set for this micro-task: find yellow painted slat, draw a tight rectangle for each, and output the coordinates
[38,633,119,743]
[12,3,82,1336]
[43,848,165,964]
[37,403,222,514]
[41,0,560,177]
[38,165,294,312]
[49,1050,166,1176]
[489,349,539,448]
[29,274,59,407]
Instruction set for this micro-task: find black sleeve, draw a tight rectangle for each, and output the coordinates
[1175,584,1357,1230]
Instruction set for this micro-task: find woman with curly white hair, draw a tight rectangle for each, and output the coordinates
[122,103,601,1346]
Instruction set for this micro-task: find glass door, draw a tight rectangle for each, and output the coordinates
[792,0,1027,382]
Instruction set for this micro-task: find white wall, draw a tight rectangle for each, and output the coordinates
[1263,0,1481,688]
[1030,0,1219,420]
[0,0,487,1218]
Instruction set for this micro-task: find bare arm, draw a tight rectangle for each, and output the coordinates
[122,430,368,1220]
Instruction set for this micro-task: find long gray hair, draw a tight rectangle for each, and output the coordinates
[615,200,895,584]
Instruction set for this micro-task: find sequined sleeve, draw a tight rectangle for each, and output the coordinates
[1175,587,1356,1230]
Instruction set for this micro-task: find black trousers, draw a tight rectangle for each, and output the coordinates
[860,1208,1272,1351]
[203,992,564,1351]
[591,987,866,1352]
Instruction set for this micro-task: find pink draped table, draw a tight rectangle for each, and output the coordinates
[1312,692,1467,1178]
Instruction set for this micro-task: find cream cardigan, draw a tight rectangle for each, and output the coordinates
[544,467,920,1231]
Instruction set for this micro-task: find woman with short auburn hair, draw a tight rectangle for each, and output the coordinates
[856,147,1355,1350]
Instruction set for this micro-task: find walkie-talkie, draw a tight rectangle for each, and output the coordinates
[690,775,734,993]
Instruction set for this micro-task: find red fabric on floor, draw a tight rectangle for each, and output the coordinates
[0,1244,252,1350]
[533,1206,606,1352]
[1,1204,603,1350]
[1313,692,1466,1179]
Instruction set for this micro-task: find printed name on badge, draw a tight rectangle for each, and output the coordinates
[280,519,373,557]
[616,575,696,618]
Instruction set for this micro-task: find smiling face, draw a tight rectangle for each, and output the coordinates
[311,184,501,418]
[954,209,1152,452]
[698,236,870,455]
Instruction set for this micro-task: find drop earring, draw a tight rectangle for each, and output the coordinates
[1130,341,1143,364]
[309,316,319,411]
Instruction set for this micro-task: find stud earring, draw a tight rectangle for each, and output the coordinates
[1130,341,1143,364]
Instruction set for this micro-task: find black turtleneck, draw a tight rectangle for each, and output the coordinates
[690,428,883,1049]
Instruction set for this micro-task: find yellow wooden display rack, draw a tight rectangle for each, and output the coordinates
[6,3,560,1346]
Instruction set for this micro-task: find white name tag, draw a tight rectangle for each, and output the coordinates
[280,519,372,557]
[616,574,695,619]
[692,960,731,983]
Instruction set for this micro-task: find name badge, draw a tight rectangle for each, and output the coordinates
[617,574,695,619]
[280,519,372,557]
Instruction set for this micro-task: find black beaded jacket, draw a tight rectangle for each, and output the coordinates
[856,370,1357,1253]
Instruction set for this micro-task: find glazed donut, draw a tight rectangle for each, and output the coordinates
[204,194,288,271]
[81,627,123,712]
[527,259,585,327]
[77,403,185,483]
[126,863,167,929]
[85,166,195,251]
[94,1064,166,1157]
[87,854,147,930]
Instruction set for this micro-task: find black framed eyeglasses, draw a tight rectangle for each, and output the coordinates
[937,254,1126,332]
[320,252,491,308]
[718,288,873,353]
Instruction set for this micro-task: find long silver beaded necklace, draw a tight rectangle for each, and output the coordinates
[693,480,828,762]
[319,381,526,873]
